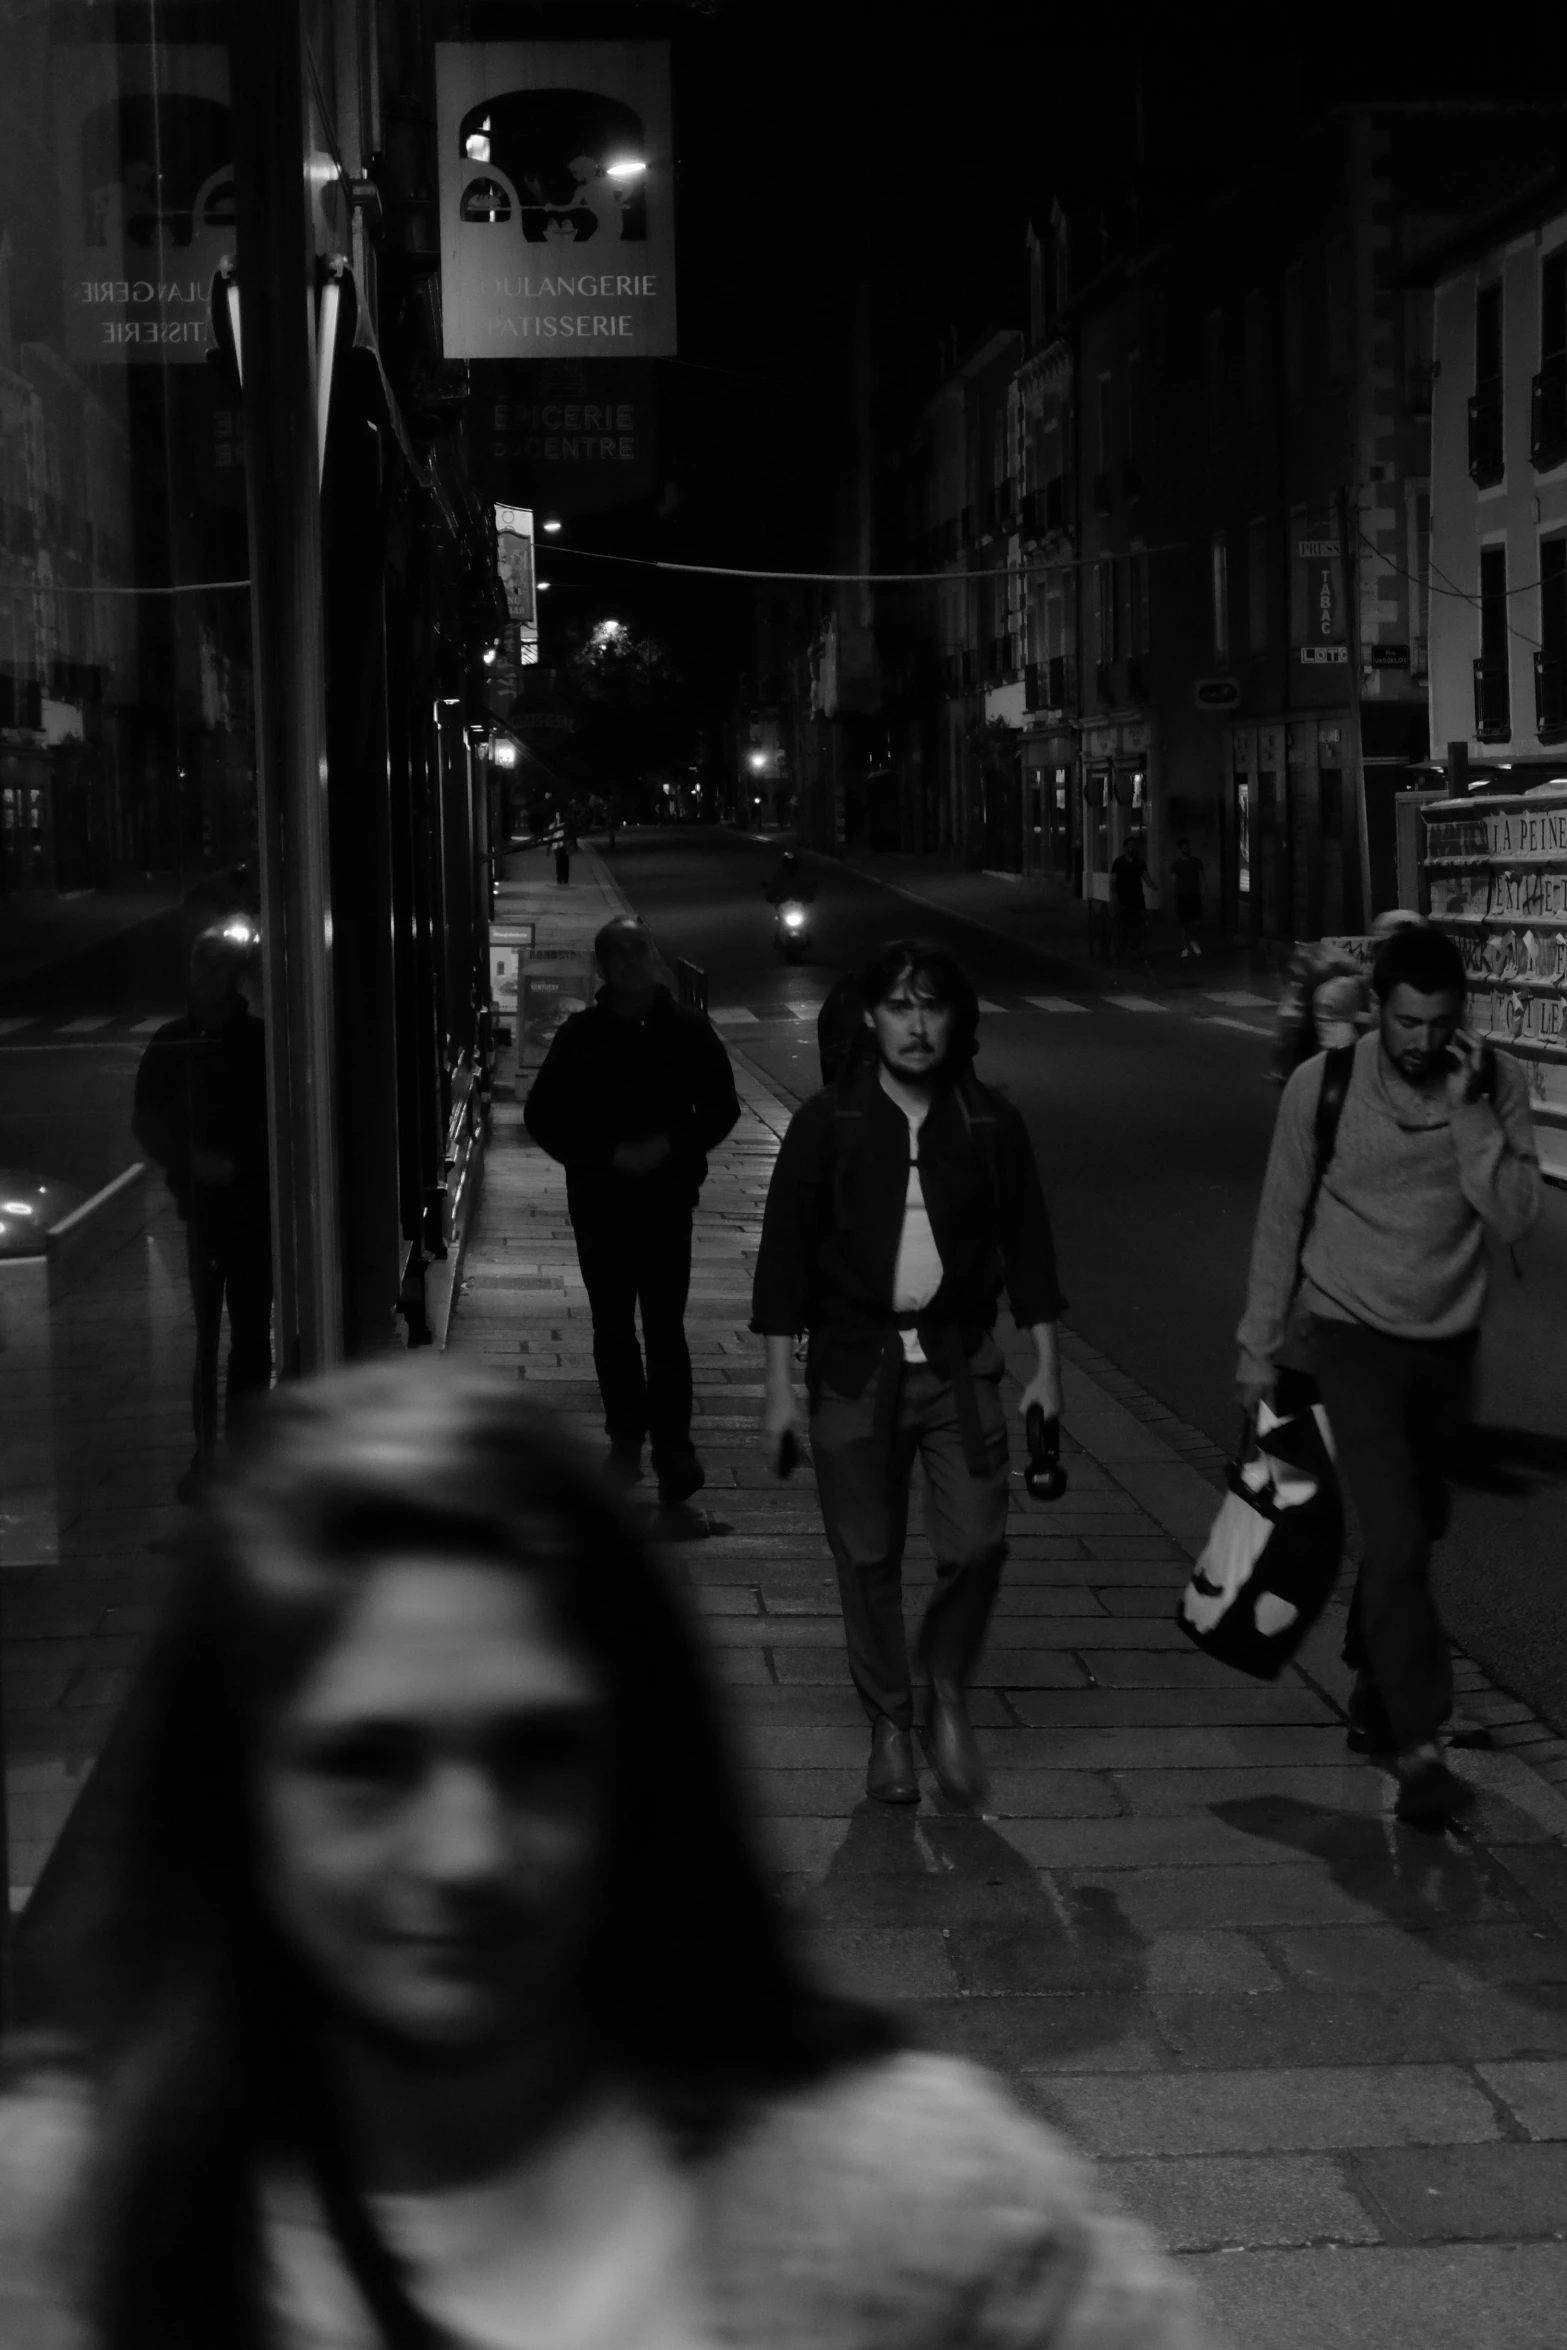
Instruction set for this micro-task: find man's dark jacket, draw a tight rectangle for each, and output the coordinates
[131,1004,269,1223]
[523,984,740,1222]
[750,1065,1065,1398]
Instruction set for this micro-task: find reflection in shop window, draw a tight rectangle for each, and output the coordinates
[0,6,268,1918]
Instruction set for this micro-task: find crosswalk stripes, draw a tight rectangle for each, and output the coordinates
[1201,989,1275,1008]
[976,999,1006,1014]
[0,1017,33,1035]
[1023,995,1089,1013]
[1206,1014,1273,1039]
[1105,995,1168,1013]
[708,1007,760,1025]
[57,1015,115,1033]
[783,1003,820,1021]
[129,1015,168,1034]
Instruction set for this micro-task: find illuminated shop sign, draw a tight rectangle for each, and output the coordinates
[436,41,676,360]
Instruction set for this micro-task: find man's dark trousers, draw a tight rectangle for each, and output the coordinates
[186,1198,273,1465]
[1309,1316,1476,1750]
[810,1345,1010,1731]
[573,1211,695,1467]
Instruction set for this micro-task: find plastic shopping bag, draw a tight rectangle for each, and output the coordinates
[1177,1397,1344,1680]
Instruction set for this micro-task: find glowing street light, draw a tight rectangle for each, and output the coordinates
[542,518,562,534]
[748,750,767,771]
[605,158,645,180]
[481,645,498,666]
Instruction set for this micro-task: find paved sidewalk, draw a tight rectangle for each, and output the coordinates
[450,845,1567,2349]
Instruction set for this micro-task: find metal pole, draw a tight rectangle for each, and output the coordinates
[231,0,343,1374]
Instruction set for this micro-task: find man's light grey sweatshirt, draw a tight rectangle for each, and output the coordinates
[1237,1030,1541,1386]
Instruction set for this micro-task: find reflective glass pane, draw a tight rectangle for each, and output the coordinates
[0,1,268,1927]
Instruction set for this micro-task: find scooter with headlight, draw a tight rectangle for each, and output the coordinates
[773,899,813,962]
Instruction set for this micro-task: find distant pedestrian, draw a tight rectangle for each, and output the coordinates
[550,817,576,885]
[524,915,739,1506]
[132,921,271,1502]
[1109,832,1152,968]
[1170,836,1206,958]
[754,940,1065,1808]
[816,971,873,1086]
[1237,924,1540,1825]
[0,1361,1209,2350]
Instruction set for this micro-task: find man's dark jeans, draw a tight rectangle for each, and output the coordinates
[186,1201,273,1467]
[809,1346,1010,1731]
[1308,1315,1477,1751]
[573,1211,695,1467]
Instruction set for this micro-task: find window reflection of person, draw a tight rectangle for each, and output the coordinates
[132,922,271,1502]
[0,1364,1209,2350]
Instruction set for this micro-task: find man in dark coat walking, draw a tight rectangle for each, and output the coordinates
[524,916,739,1503]
[753,939,1065,1806]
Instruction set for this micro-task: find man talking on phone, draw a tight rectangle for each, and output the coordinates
[1236,924,1539,1825]
[750,940,1064,1808]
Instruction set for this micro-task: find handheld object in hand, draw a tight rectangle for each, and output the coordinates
[1023,1406,1068,1502]
[775,1429,800,1480]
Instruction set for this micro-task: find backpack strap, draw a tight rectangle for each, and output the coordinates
[953,1072,1002,1229]
[1294,1044,1354,1291]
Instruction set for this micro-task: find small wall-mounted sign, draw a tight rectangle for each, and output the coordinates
[1369,643,1411,669]
[1193,676,1242,710]
[1301,645,1349,666]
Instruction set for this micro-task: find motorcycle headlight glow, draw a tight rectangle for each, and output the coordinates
[784,909,805,927]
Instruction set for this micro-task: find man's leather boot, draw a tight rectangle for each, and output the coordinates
[867,1719,920,1805]
[928,1688,988,1807]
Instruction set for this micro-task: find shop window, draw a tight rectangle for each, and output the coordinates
[1470,283,1504,485]
[1535,535,1567,741]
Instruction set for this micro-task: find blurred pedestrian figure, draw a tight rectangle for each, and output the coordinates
[1109,832,1152,969]
[132,919,271,1502]
[754,941,1065,1807]
[1237,925,1540,1825]
[1170,836,1206,959]
[549,815,576,885]
[0,1362,1209,2350]
[525,916,739,1507]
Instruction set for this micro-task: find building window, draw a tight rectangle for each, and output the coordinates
[1533,249,1567,471]
[1206,310,1226,452]
[1096,555,1119,663]
[1413,490,1431,674]
[1284,263,1305,409]
[1244,288,1266,422]
[1470,282,1504,485]
[1324,237,1350,378]
[1475,544,1509,739]
[1536,536,1567,741]
[1211,534,1230,663]
[1247,517,1268,653]
[1129,549,1149,657]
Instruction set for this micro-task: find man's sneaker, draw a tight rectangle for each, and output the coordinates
[1395,1745,1477,1827]
[603,1444,643,1492]
[655,1452,705,1507]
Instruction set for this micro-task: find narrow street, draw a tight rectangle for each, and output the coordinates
[604,828,1567,1738]
[447,840,1567,2349]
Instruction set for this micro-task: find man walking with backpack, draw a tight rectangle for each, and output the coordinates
[1236,925,1539,1825]
[752,940,1065,1806]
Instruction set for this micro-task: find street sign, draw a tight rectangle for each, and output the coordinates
[1370,643,1411,668]
[1300,645,1349,666]
[1193,676,1242,710]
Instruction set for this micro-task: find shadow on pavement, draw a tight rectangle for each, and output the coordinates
[805,1796,1152,2075]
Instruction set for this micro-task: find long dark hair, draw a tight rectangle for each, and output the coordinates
[34,1363,899,2349]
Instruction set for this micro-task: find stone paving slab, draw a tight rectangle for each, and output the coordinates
[444,841,1567,2348]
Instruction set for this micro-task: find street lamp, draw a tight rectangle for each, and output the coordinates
[542,518,562,534]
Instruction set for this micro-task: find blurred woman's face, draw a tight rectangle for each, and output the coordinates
[256,1556,612,2053]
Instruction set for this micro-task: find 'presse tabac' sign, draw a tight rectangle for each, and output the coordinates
[435,42,675,360]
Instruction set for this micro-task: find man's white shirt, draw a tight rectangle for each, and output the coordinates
[890,1097,943,1361]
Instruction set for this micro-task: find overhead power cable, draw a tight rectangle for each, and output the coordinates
[546,543,1185,585]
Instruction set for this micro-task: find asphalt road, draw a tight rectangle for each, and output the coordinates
[608,826,1567,1735]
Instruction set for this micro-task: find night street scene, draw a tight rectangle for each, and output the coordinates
[10,2,1567,2343]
